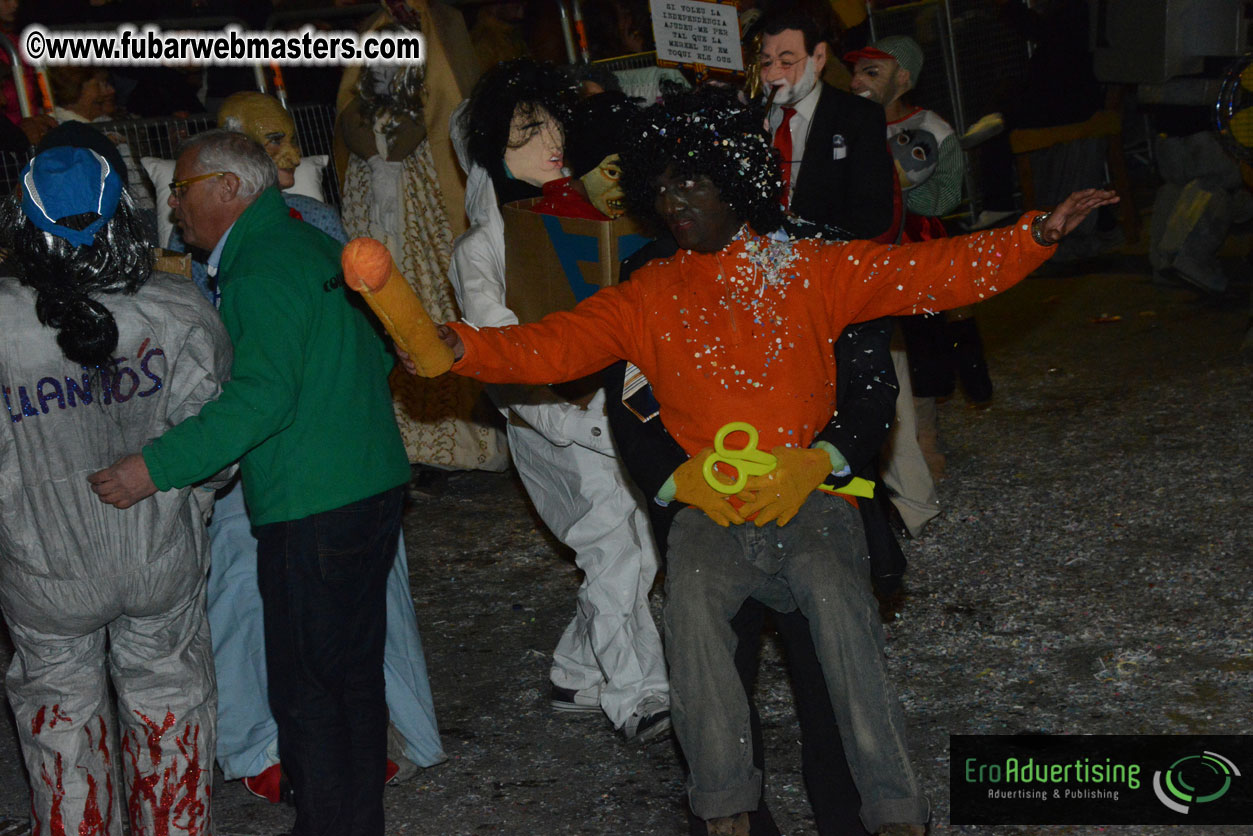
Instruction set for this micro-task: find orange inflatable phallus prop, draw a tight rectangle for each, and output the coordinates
[341,237,454,377]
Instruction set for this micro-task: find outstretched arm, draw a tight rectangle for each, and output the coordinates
[833,188,1119,325]
[441,281,638,385]
[1033,188,1117,243]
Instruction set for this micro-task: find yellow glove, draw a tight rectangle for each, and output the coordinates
[673,448,746,528]
[738,446,833,527]
[341,237,454,377]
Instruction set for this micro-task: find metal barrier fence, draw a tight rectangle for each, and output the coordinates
[0,103,339,216]
[0,2,1035,219]
[594,51,661,73]
[869,0,1031,134]
[0,6,358,209]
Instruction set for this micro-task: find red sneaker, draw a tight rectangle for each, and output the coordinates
[243,760,396,798]
[242,763,283,804]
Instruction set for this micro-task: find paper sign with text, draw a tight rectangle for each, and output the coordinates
[649,0,743,74]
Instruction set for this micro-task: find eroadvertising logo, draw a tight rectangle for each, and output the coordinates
[1153,751,1241,814]
[950,735,1253,825]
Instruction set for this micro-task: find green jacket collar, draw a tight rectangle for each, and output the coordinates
[218,187,289,283]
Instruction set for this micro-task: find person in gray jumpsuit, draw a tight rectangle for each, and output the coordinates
[0,125,230,835]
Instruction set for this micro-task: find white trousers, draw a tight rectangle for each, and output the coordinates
[881,346,941,537]
[207,479,446,780]
[507,420,669,728]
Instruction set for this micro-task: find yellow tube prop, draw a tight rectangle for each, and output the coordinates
[341,237,454,377]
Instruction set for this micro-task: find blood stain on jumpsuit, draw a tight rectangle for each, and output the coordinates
[124,711,208,836]
[31,714,117,836]
[31,704,72,735]
[83,716,117,835]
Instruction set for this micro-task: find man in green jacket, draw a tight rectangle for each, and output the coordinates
[90,129,410,836]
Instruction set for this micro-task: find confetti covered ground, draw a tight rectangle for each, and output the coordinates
[0,262,1248,835]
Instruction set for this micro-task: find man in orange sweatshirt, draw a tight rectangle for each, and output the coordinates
[400,87,1115,836]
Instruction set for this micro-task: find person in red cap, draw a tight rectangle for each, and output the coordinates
[846,36,960,222]
[848,34,997,481]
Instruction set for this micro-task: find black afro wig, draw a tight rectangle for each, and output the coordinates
[618,84,785,236]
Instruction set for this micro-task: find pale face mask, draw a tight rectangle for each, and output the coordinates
[850,58,907,108]
[503,105,565,187]
[771,56,819,107]
[220,93,301,186]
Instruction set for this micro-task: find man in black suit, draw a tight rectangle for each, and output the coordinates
[760,9,897,241]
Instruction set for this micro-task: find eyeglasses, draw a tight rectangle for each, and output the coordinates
[759,56,806,71]
[168,171,228,199]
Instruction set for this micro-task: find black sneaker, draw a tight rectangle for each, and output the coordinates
[549,684,601,713]
[623,695,672,744]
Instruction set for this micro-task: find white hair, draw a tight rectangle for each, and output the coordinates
[179,129,278,200]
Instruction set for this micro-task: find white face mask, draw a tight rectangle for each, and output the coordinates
[502,106,565,188]
[770,56,819,107]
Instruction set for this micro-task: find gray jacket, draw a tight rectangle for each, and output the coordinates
[0,271,232,582]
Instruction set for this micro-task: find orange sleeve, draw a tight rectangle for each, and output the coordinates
[448,280,643,385]
[822,212,1054,325]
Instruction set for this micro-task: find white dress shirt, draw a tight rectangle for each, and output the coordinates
[767,81,823,193]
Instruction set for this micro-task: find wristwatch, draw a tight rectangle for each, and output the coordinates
[1030,212,1053,246]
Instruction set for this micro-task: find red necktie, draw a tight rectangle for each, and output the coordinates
[772,106,796,208]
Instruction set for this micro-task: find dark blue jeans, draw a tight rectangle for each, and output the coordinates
[255,486,404,836]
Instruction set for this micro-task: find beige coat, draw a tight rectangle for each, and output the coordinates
[335,0,480,237]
